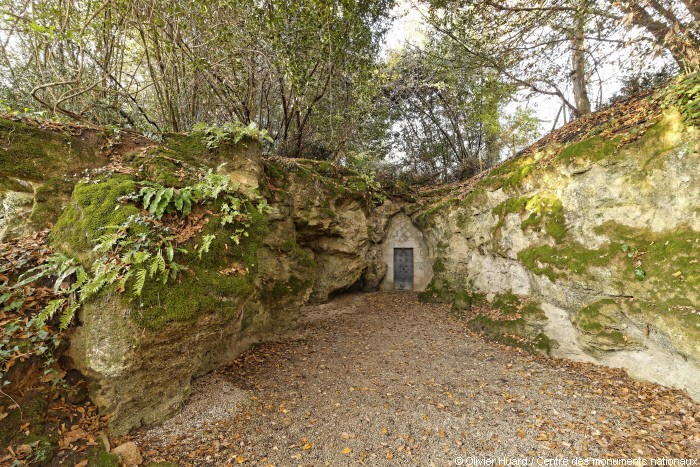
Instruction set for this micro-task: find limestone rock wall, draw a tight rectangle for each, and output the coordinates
[418,112,700,401]
[0,118,402,434]
[57,152,398,434]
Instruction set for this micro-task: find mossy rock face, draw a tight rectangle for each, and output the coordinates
[0,188,34,239]
[86,448,121,467]
[462,291,553,356]
[520,192,566,242]
[478,153,540,192]
[450,289,486,319]
[632,112,686,168]
[136,206,268,331]
[24,433,58,464]
[135,150,201,188]
[590,222,700,359]
[50,175,143,260]
[28,177,76,230]
[161,133,261,165]
[517,242,617,282]
[573,299,636,352]
[46,167,277,332]
[161,133,211,162]
[0,119,111,238]
[556,135,622,166]
[417,258,458,303]
[279,238,316,268]
[0,119,107,181]
[418,275,454,303]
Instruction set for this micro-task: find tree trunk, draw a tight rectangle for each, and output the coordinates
[571,0,591,117]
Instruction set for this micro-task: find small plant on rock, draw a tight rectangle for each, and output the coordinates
[192,121,272,150]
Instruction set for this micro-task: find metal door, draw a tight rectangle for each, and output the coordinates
[393,248,414,290]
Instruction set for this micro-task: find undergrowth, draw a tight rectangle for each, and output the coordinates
[663,72,700,126]
[192,121,272,149]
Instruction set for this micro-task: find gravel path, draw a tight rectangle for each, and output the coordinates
[137,292,700,466]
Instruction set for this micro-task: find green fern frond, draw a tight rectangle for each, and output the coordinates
[199,234,216,258]
[133,268,148,296]
[59,303,80,330]
[35,298,66,326]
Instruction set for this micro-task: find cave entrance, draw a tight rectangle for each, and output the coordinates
[393,248,414,290]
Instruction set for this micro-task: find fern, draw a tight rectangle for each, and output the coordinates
[116,269,133,292]
[132,250,152,264]
[133,268,148,296]
[192,120,272,149]
[94,231,122,253]
[149,250,166,277]
[199,235,216,258]
[34,298,67,326]
[166,245,174,262]
[59,303,79,330]
[5,165,269,342]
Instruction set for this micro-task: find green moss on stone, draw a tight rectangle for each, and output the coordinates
[595,221,700,287]
[418,198,461,226]
[478,155,537,192]
[0,118,102,181]
[518,242,615,282]
[87,448,121,467]
[450,288,487,319]
[465,291,550,354]
[432,258,446,274]
[523,193,566,242]
[418,275,454,303]
[491,290,521,315]
[0,176,32,193]
[573,299,632,348]
[0,389,49,449]
[134,202,268,331]
[263,275,311,303]
[557,135,621,164]
[575,299,617,333]
[492,192,567,243]
[466,298,551,356]
[492,195,530,234]
[50,175,144,258]
[140,151,195,187]
[24,433,57,464]
[264,160,288,188]
[162,133,211,161]
[634,113,685,168]
[280,239,316,268]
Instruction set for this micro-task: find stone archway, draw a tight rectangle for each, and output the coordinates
[379,212,431,291]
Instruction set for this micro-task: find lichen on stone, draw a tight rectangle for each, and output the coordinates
[573,299,633,351]
[461,291,552,355]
